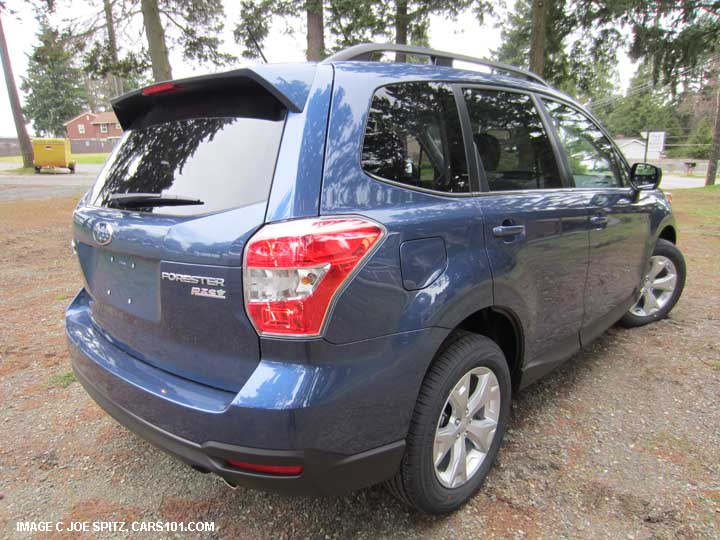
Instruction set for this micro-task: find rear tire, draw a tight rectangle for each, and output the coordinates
[619,239,686,328]
[387,332,511,514]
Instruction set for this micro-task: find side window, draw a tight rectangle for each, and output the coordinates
[463,88,561,191]
[362,82,469,193]
[543,100,625,188]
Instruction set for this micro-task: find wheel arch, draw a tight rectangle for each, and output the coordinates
[432,306,525,391]
[658,225,677,244]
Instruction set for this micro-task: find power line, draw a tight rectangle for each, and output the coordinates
[588,55,720,111]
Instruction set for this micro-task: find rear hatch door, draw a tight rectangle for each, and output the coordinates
[73,81,287,392]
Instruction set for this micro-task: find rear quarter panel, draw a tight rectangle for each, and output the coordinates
[319,64,496,345]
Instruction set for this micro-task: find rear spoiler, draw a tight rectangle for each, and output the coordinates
[112,64,318,129]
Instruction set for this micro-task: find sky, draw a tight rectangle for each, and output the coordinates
[0,0,638,138]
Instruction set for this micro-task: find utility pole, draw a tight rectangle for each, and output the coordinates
[0,12,33,168]
[706,78,719,186]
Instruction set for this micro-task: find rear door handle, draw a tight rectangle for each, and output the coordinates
[493,225,525,238]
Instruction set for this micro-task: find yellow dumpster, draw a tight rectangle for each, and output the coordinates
[32,138,76,173]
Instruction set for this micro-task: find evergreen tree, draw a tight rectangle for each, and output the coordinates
[574,0,720,184]
[593,65,682,139]
[21,22,87,137]
[236,1,495,61]
[495,0,620,102]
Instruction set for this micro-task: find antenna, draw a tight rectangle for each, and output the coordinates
[247,27,268,64]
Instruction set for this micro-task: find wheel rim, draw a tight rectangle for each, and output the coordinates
[630,255,678,317]
[433,366,501,489]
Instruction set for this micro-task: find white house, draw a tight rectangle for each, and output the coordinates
[615,133,664,161]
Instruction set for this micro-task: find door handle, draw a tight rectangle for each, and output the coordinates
[493,225,526,238]
[590,215,608,228]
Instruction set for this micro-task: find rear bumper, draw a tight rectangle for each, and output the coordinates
[74,361,404,495]
[66,289,446,495]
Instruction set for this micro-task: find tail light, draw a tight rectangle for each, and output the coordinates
[243,217,385,337]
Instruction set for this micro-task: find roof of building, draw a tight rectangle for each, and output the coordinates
[90,111,119,125]
[615,137,645,146]
[63,112,96,126]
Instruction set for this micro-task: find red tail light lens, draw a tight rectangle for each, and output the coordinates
[244,217,385,336]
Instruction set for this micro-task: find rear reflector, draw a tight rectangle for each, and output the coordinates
[142,82,178,95]
[243,217,385,337]
[226,460,303,476]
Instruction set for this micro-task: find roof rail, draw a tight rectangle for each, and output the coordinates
[322,43,549,87]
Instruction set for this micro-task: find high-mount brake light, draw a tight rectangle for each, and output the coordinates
[243,217,385,337]
[142,82,177,95]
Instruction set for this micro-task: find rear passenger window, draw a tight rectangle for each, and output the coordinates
[362,82,469,193]
[463,89,561,191]
[543,100,625,188]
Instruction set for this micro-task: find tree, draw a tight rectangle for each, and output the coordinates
[21,22,87,137]
[529,0,547,75]
[574,1,720,184]
[307,0,325,61]
[237,1,495,62]
[593,64,682,139]
[141,0,172,80]
[236,1,335,61]
[495,0,621,102]
[0,11,32,167]
[59,0,233,86]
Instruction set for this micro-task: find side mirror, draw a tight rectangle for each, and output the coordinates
[630,163,662,190]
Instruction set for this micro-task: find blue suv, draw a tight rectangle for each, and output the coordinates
[66,44,686,514]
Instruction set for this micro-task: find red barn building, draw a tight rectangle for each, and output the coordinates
[63,111,123,153]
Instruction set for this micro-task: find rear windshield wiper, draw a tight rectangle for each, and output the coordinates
[108,193,204,208]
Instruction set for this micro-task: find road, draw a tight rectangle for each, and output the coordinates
[0,163,708,203]
[0,163,100,202]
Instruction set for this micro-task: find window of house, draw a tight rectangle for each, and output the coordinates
[100,124,108,133]
[78,124,85,134]
[115,123,121,130]
[463,89,561,191]
[361,82,469,194]
[542,100,625,188]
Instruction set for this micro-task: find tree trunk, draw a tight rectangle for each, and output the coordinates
[706,83,720,186]
[140,0,172,82]
[306,0,325,61]
[529,0,547,76]
[395,0,408,62]
[0,14,33,168]
[103,0,124,96]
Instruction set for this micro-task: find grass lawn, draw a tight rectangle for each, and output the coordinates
[0,152,109,165]
[671,183,720,230]
[0,167,36,174]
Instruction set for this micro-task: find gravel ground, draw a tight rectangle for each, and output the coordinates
[0,190,718,540]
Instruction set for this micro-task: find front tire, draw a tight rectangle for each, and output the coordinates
[387,333,511,514]
[619,239,686,328]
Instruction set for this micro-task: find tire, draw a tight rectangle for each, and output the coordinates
[387,332,511,514]
[619,239,686,328]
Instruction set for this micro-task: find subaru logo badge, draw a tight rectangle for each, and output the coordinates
[93,221,113,246]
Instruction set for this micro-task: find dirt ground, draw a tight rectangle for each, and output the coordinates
[0,189,718,540]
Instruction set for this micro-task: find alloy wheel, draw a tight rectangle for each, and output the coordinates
[630,255,678,317]
[433,367,501,489]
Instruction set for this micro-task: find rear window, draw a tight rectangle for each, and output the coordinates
[91,106,285,216]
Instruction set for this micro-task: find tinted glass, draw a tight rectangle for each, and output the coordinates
[543,100,625,188]
[91,115,285,216]
[362,82,469,193]
[463,89,561,191]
